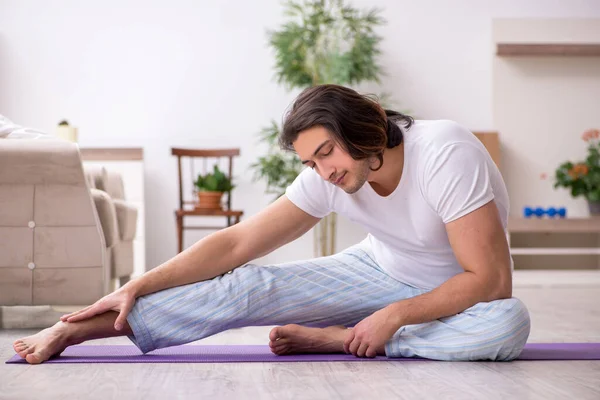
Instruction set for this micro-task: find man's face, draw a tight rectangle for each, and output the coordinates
[293,126,371,194]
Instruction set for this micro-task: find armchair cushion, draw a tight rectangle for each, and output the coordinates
[103,170,126,200]
[88,167,125,200]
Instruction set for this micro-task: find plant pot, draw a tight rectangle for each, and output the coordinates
[196,191,224,210]
[588,200,600,216]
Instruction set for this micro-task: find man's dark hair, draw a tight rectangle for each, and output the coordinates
[280,84,414,171]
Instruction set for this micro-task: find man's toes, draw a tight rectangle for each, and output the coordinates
[15,344,28,352]
[269,327,283,342]
[17,350,30,359]
[16,347,33,358]
[272,338,289,347]
[25,352,44,365]
[14,342,31,357]
[269,324,303,341]
[272,345,289,355]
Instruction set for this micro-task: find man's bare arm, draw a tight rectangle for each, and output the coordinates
[129,195,320,297]
[62,196,320,326]
[385,200,512,326]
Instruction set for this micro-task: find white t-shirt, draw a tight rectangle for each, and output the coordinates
[285,119,510,290]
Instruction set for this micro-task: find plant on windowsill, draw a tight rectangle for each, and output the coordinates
[194,165,235,210]
[553,129,600,215]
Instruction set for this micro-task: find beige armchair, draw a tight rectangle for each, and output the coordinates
[0,136,111,306]
[84,167,137,287]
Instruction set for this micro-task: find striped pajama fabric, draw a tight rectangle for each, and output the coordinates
[126,241,530,361]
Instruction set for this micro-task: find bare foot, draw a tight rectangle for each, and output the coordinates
[13,321,76,364]
[13,311,129,365]
[268,324,350,355]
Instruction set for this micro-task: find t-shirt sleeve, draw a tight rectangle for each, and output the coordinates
[422,142,495,224]
[284,168,332,218]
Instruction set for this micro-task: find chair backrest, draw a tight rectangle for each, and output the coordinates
[171,148,240,210]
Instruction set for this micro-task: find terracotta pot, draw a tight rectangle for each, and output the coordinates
[588,200,600,216]
[196,191,224,210]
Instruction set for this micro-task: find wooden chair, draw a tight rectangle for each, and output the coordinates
[172,148,244,253]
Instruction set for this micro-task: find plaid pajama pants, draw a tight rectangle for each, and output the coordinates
[126,241,530,361]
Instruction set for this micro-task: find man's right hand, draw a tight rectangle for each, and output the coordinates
[59,285,137,331]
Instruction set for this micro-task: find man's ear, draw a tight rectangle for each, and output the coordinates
[369,154,383,171]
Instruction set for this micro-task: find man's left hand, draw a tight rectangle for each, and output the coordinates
[343,306,402,358]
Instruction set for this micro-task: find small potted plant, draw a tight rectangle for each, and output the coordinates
[56,119,78,142]
[194,165,234,210]
[553,129,600,215]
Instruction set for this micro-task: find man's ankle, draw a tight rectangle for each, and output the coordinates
[53,320,83,346]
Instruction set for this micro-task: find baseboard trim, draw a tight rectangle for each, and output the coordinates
[0,305,87,329]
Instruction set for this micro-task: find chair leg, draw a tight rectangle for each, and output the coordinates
[176,214,183,253]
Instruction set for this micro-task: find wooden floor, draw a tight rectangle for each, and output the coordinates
[1,284,599,400]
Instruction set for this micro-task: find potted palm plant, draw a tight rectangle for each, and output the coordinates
[194,165,234,210]
[251,0,391,256]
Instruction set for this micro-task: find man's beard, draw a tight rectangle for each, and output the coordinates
[342,158,371,194]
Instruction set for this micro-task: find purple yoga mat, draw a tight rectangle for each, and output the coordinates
[6,343,600,364]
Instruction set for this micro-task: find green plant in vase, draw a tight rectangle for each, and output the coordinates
[251,0,389,257]
[194,165,234,210]
[553,129,600,215]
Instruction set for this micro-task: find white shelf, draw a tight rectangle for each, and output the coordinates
[511,248,600,256]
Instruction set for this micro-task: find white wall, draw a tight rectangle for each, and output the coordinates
[493,19,600,218]
[2,0,600,271]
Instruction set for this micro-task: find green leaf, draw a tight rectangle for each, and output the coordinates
[266,0,386,90]
[587,191,600,202]
[194,165,234,192]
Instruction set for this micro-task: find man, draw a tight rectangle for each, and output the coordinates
[13,84,530,364]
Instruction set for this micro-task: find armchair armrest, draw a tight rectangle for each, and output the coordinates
[113,199,138,241]
[89,188,119,248]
